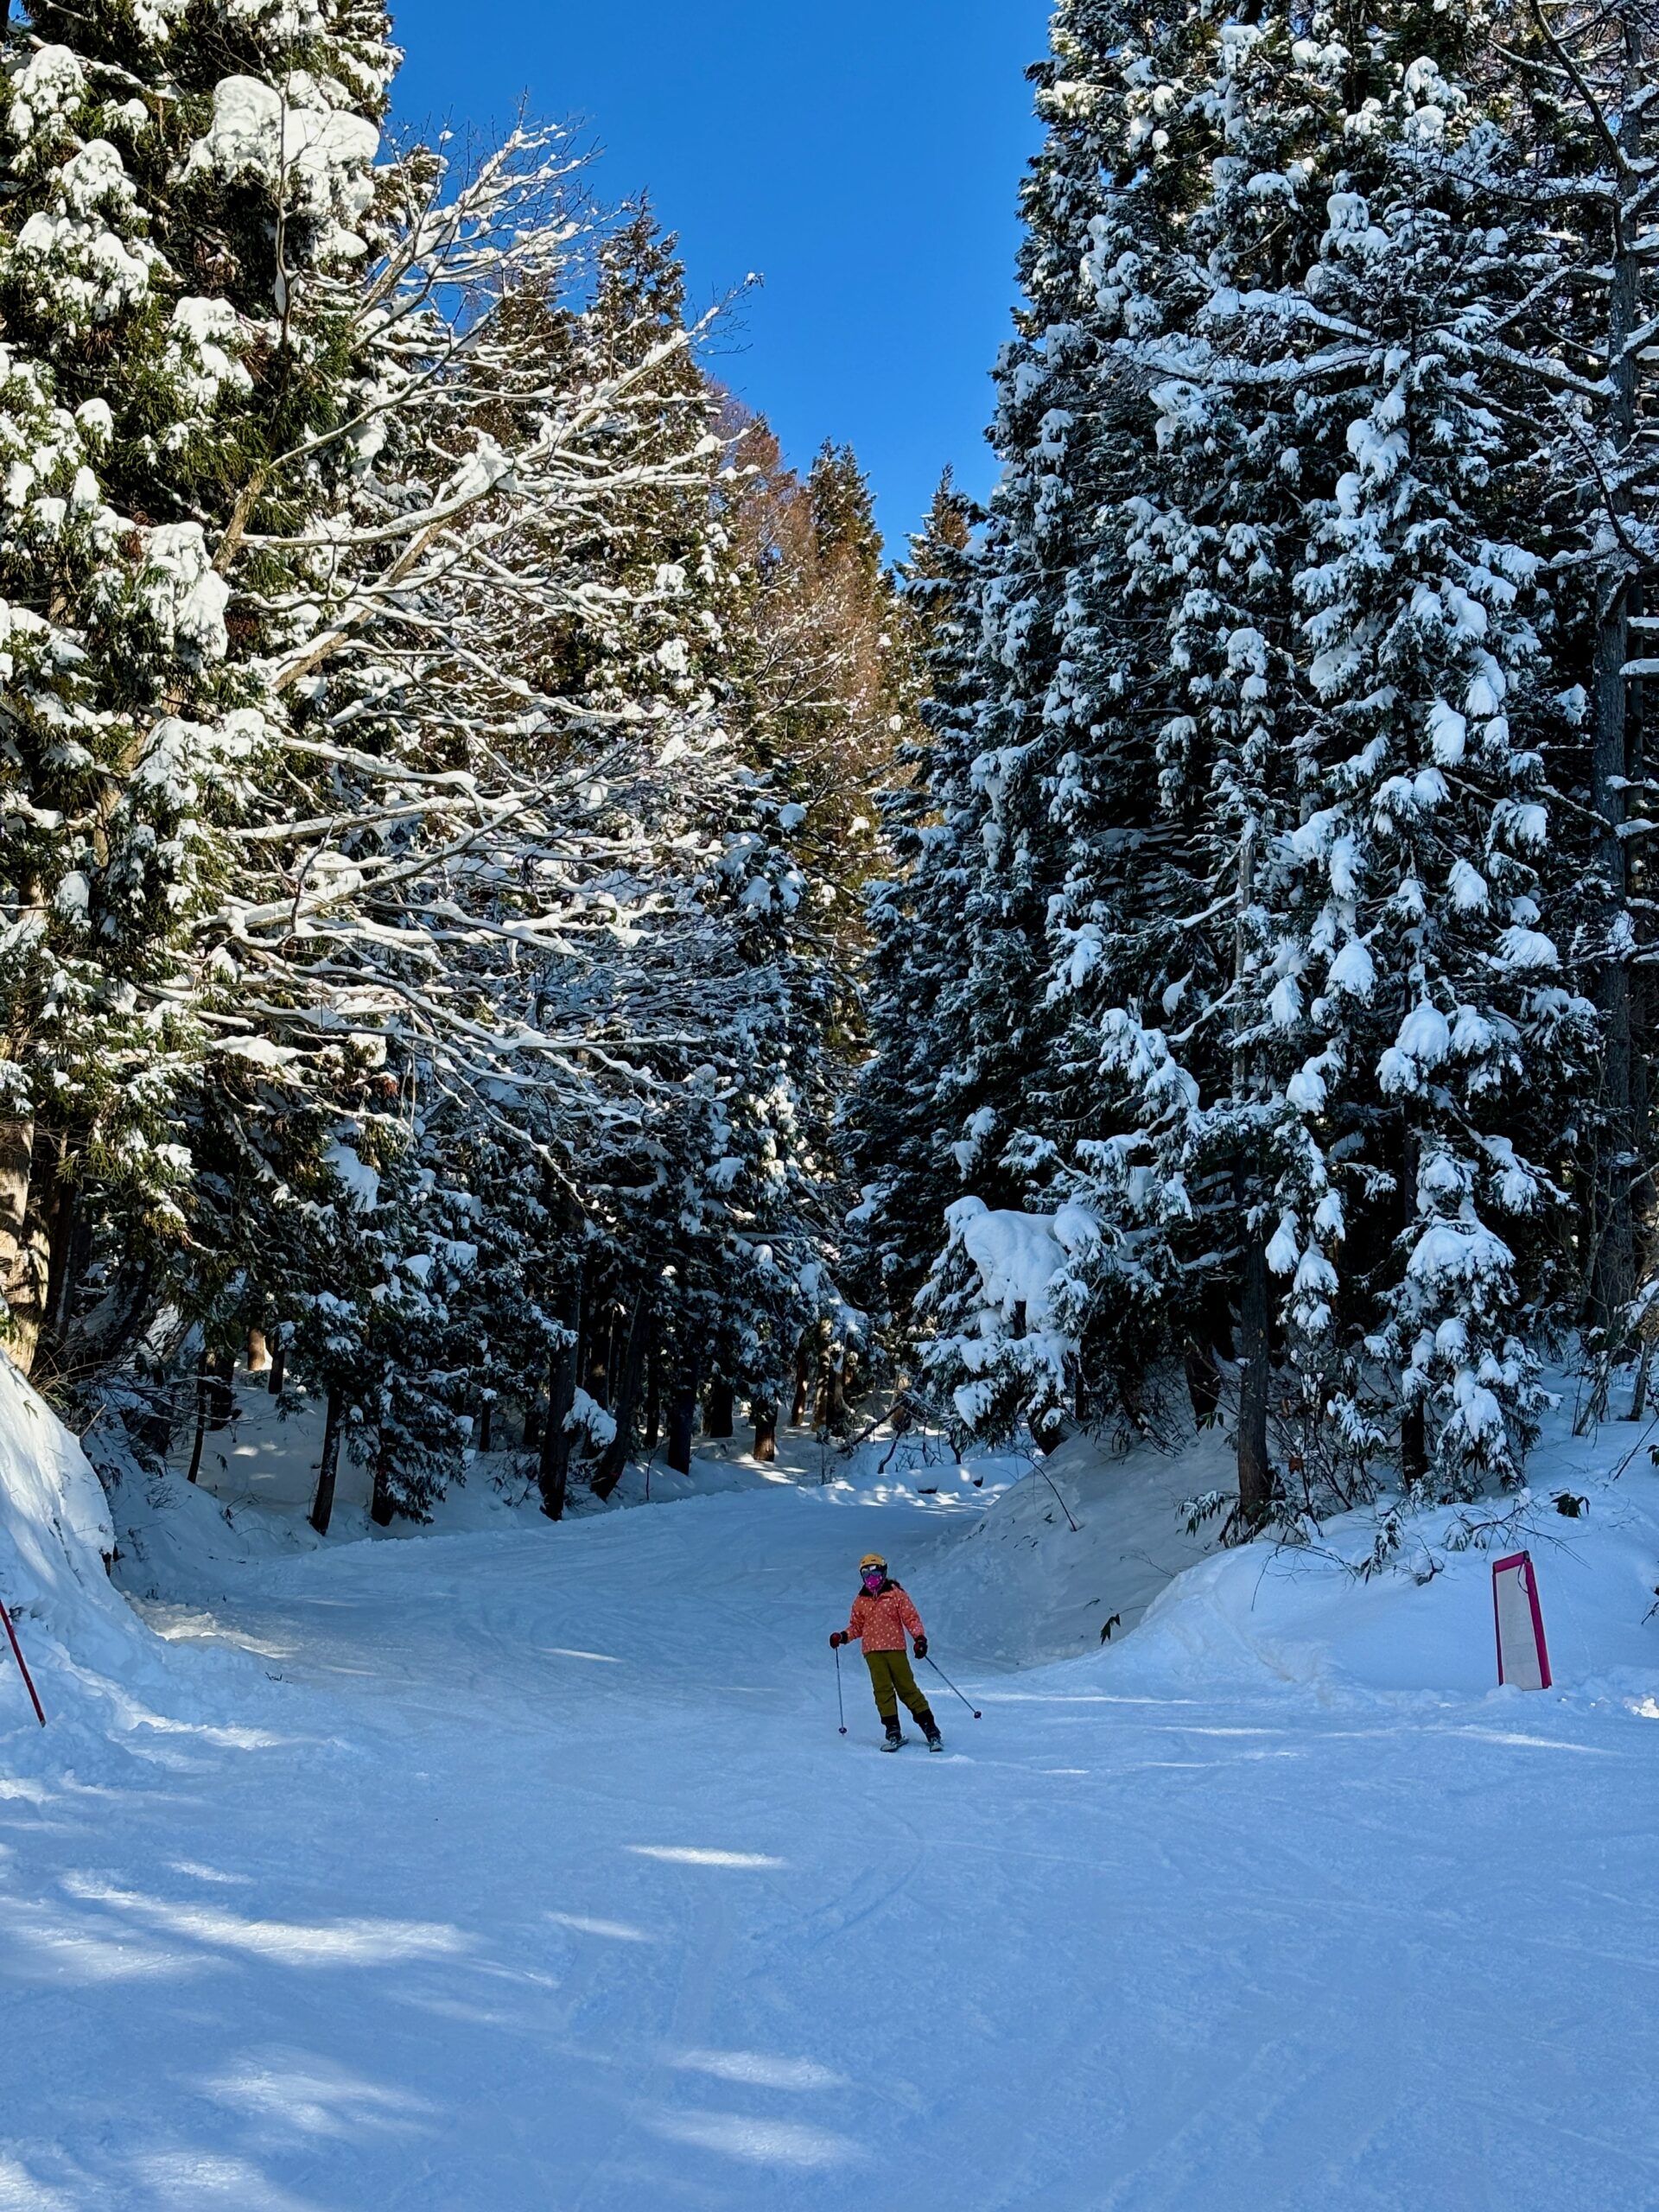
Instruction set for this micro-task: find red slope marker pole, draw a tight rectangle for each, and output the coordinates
[0,1596,45,1727]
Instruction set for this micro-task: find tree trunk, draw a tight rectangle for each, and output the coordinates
[584,1305,613,1407]
[1401,1402,1427,1490]
[246,1328,270,1374]
[1184,1341,1223,1428]
[477,1399,493,1454]
[137,1378,172,1463]
[791,1344,810,1427]
[705,1378,735,1439]
[0,1115,33,1347]
[1400,1123,1428,1489]
[575,1300,593,1406]
[268,1340,286,1396]
[594,1294,649,1499]
[1631,1337,1655,1421]
[1633,958,1656,1291]
[607,1308,625,1407]
[1236,1227,1272,1534]
[185,1346,210,1486]
[666,1370,699,1475]
[1592,591,1637,1325]
[370,1456,395,1528]
[80,1255,155,1371]
[753,1403,778,1463]
[539,1312,578,1522]
[645,1332,661,1450]
[3,1125,56,1376]
[823,1351,847,1430]
[523,1395,542,1451]
[1230,822,1271,1535]
[1588,42,1646,1332]
[207,1348,234,1430]
[310,1384,344,1536]
[39,1168,84,1374]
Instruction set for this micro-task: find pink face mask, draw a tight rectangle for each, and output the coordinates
[862,1570,884,1592]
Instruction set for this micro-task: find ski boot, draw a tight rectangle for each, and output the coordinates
[918,1708,944,1754]
[881,1717,905,1752]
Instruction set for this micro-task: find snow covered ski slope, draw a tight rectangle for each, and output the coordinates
[3,1403,1659,2209]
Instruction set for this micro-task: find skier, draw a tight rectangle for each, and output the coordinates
[830,1553,943,1751]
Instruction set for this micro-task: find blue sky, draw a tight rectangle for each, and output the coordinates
[387,2,1050,552]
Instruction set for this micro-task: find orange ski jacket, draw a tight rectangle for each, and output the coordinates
[843,1580,925,1654]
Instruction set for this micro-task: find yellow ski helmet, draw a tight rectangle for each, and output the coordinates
[860,1554,887,1573]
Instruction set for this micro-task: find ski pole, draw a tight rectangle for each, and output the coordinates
[0,1597,45,1728]
[834,1644,847,1735]
[924,1653,980,1720]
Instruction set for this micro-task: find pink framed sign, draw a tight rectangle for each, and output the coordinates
[1492,1551,1552,1691]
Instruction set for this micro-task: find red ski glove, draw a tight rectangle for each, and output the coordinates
[912,1637,928,1660]
[830,1631,847,1649]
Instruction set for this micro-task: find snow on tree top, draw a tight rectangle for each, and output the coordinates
[187,75,379,253]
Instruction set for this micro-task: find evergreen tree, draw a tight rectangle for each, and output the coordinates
[848,472,982,1338]
[1497,0,1659,1353]
[912,0,1217,1445]
[929,16,1123,1235]
[1090,0,1597,1497]
[905,0,1601,1509]
[0,2,398,1367]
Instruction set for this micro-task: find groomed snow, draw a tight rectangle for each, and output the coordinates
[2,1374,1658,2207]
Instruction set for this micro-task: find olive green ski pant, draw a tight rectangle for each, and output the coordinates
[864,1648,934,1726]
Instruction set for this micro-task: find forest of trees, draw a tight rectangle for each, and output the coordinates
[1,0,1656,1541]
[855,0,1659,1533]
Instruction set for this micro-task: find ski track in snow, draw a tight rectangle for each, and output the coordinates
[3,1425,1659,2208]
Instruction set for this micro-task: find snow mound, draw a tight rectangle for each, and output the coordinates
[921,1382,1659,1711]
[0,1351,134,1674]
[111,1452,339,1599]
[1115,1478,1659,1704]
[1088,1395,1659,1708]
[925,1419,1235,1663]
[0,1357,271,1758]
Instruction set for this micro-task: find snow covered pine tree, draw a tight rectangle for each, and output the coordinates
[902,0,1600,1513]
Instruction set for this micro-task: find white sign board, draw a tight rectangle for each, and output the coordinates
[1492,1551,1552,1691]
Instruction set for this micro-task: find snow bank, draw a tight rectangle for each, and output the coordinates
[0,1351,136,1675]
[925,1419,1234,1663]
[1114,1484,1659,1704]
[912,1376,1659,1713]
[1090,1401,1659,1708]
[0,1356,270,1757]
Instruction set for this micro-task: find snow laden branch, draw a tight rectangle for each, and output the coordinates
[112,123,765,1136]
